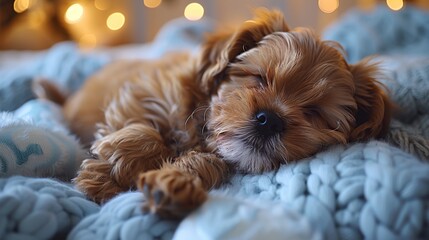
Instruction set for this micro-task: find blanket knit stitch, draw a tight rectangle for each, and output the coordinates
[219,141,429,240]
[379,56,429,160]
[323,5,429,63]
[0,176,99,240]
[68,192,178,240]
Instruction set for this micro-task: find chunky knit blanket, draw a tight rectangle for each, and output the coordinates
[1,6,429,240]
[323,5,429,64]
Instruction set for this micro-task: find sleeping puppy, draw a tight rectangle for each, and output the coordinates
[39,9,391,218]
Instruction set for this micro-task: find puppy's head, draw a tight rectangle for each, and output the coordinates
[200,9,391,173]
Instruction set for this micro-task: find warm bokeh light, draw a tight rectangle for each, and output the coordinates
[79,34,97,49]
[94,0,109,10]
[386,0,404,11]
[106,12,125,31]
[65,3,84,24]
[13,0,30,13]
[144,0,162,8]
[184,3,204,21]
[318,0,339,14]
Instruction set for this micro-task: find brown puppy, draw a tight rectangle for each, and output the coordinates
[54,9,391,218]
[59,53,191,147]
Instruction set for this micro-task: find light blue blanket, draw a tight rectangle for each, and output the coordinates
[0,176,99,239]
[67,141,429,240]
[323,5,429,63]
[1,6,429,240]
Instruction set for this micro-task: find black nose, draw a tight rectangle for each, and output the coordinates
[255,110,284,137]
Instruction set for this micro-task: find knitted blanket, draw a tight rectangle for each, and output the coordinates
[1,6,429,240]
[0,176,99,239]
[323,5,429,63]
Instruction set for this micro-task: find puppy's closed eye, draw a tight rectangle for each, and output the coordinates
[252,75,267,87]
[302,105,338,131]
[303,105,322,119]
[227,73,266,90]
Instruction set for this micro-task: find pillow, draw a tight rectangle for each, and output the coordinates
[0,99,86,181]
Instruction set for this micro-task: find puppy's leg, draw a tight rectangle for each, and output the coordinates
[74,76,191,203]
[74,159,121,203]
[137,151,229,219]
[75,123,173,203]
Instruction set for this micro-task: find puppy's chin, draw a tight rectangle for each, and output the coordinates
[215,136,283,173]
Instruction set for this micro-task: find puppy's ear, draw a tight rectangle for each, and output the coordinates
[198,9,289,94]
[349,59,392,141]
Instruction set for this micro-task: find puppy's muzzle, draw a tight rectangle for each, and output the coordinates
[255,110,284,138]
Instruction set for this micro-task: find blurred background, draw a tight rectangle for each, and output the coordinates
[1,0,428,50]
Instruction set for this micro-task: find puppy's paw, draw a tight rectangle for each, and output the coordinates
[137,168,207,219]
[74,159,126,203]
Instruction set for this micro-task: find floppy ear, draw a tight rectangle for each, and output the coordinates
[349,59,392,141]
[198,9,289,94]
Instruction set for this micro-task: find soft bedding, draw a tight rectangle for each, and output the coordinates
[1,6,429,240]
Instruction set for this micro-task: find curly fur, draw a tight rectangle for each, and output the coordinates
[39,9,391,218]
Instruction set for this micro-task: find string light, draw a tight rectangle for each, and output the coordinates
[65,3,84,24]
[184,3,204,21]
[13,0,30,13]
[386,0,404,11]
[144,0,162,8]
[318,0,339,14]
[106,12,125,31]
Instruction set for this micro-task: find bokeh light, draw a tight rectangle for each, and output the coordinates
[65,3,84,24]
[318,0,339,14]
[386,0,404,11]
[106,12,125,31]
[144,0,162,8]
[13,0,30,13]
[184,3,204,21]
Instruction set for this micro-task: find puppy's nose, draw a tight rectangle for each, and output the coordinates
[255,110,284,137]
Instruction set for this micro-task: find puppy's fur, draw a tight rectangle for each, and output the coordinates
[41,10,391,218]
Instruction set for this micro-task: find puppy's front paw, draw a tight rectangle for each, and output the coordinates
[137,169,207,219]
[74,158,126,203]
